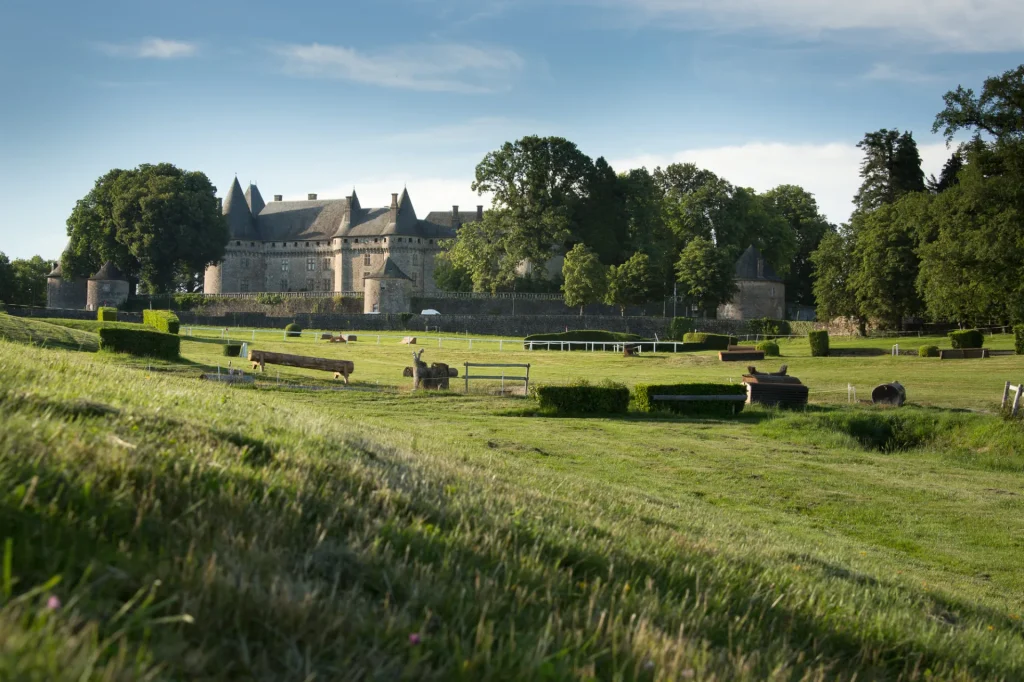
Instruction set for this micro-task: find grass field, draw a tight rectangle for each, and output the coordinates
[2,313,1024,680]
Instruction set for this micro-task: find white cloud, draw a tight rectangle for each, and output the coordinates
[587,0,1024,52]
[863,63,941,83]
[95,38,198,59]
[274,42,524,93]
[611,141,951,225]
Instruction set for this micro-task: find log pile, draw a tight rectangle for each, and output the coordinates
[248,349,354,384]
[719,350,765,362]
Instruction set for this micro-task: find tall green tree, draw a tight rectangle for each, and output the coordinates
[575,157,626,263]
[927,152,964,193]
[933,64,1024,143]
[605,252,653,316]
[9,256,51,307]
[762,185,834,307]
[619,168,673,295]
[561,244,608,315]
[853,129,926,214]
[811,229,862,330]
[432,251,474,292]
[0,252,13,304]
[674,236,737,316]
[63,163,228,293]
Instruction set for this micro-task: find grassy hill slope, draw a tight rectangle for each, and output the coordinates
[0,313,98,351]
[2,338,1023,680]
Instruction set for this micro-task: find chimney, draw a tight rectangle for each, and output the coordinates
[273,195,283,202]
[476,205,483,221]
[390,193,399,222]
[307,193,318,201]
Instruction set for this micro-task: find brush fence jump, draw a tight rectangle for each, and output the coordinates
[1003,382,1024,416]
[248,349,354,384]
[464,363,530,395]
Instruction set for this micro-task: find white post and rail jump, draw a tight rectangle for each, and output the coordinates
[1002,381,1024,416]
[464,363,531,396]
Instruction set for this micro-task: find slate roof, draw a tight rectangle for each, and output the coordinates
[365,257,412,280]
[89,261,126,281]
[734,245,782,282]
[222,180,486,243]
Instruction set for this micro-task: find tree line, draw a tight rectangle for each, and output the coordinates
[814,63,1024,330]
[0,253,50,307]
[437,137,834,316]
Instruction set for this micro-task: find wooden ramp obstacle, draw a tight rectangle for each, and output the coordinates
[248,349,354,383]
[742,365,808,408]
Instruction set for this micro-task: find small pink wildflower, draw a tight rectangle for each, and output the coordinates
[46,595,61,610]
[409,633,421,645]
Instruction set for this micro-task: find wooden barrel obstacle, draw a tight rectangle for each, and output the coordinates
[871,382,907,406]
[742,365,809,408]
[248,349,354,384]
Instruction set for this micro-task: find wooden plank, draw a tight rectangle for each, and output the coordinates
[652,395,747,402]
[719,351,765,362]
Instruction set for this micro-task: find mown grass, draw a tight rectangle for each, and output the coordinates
[1,316,1024,679]
[0,314,99,351]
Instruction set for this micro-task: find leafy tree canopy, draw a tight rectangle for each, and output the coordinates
[561,243,607,314]
[853,129,926,214]
[605,252,653,315]
[63,163,228,294]
[0,253,51,307]
[762,185,834,307]
[674,236,737,316]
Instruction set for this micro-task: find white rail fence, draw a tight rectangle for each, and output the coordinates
[1002,382,1024,416]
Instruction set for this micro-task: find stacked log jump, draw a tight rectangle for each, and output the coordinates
[248,349,354,384]
[407,350,456,390]
[742,365,808,408]
[720,350,765,362]
[320,333,356,343]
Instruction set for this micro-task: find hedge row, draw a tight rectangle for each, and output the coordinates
[535,382,630,415]
[668,317,696,340]
[634,383,747,417]
[143,309,180,335]
[97,307,117,322]
[919,345,940,358]
[808,330,830,357]
[747,318,792,338]
[682,333,736,351]
[948,329,984,349]
[98,327,180,360]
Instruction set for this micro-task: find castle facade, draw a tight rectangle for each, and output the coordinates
[203,178,483,296]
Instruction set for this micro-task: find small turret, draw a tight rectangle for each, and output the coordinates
[223,177,257,240]
[245,183,266,216]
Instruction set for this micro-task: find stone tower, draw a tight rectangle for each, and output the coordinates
[46,261,87,309]
[363,257,413,314]
[86,261,130,311]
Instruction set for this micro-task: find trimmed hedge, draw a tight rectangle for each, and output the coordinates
[223,343,243,357]
[919,345,940,358]
[682,333,736,351]
[1015,325,1024,355]
[756,340,780,357]
[285,322,302,338]
[668,317,696,340]
[808,330,830,357]
[98,327,180,360]
[97,307,117,322]
[634,383,747,417]
[535,381,630,415]
[748,318,792,338]
[143,309,180,335]
[948,329,984,349]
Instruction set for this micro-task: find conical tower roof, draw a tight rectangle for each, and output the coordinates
[223,177,258,239]
[365,257,412,281]
[89,261,126,281]
[245,184,266,216]
[47,261,63,278]
[734,245,782,282]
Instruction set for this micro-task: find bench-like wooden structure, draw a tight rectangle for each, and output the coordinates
[719,350,765,362]
[248,349,354,384]
[940,348,989,360]
[742,365,808,408]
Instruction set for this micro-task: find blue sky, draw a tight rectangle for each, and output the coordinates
[1,0,1022,259]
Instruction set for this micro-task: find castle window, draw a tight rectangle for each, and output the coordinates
[412,252,419,266]
[417,239,421,244]
[412,274,418,285]
[281,260,289,272]
[396,238,402,243]
[374,238,379,243]
[293,242,298,247]
[306,257,315,271]
[240,280,249,292]
[236,241,241,246]
[280,278,288,291]
[271,243,276,248]
[323,278,331,291]
[250,242,255,246]
[306,278,315,291]
[306,242,311,248]
[240,257,250,268]
[372,303,379,313]
[343,239,348,243]
[363,254,371,266]
[323,258,331,271]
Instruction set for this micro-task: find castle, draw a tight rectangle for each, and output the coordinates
[203,178,484,299]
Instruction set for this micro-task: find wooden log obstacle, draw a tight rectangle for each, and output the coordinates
[939,348,989,360]
[742,365,808,408]
[248,349,354,384]
[319,333,356,343]
[407,350,458,390]
[400,336,417,345]
[719,350,765,362]
[728,345,757,352]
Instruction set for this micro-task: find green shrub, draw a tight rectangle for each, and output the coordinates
[808,330,830,357]
[1015,325,1024,355]
[172,293,208,311]
[97,307,117,322]
[97,327,180,360]
[535,380,630,415]
[634,383,746,418]
[223,343,242,357]
[143,309,180,335]
[756,341,780,357]
[682,333,736,350]
[285,323,302,338]
[668,317,695,340]
[748,318,792,338]
[948,329,984,349]
[919,345,940,358]
[256,293,285,305]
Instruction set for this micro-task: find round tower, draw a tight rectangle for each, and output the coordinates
[46,262,88,309]
[86,261,130,311]
[363,257,412,314]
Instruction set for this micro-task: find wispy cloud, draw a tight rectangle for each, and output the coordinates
[274,42,524,93]
[582,0,1024,52]
[863,63,941,83]
[95,38,198,59]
